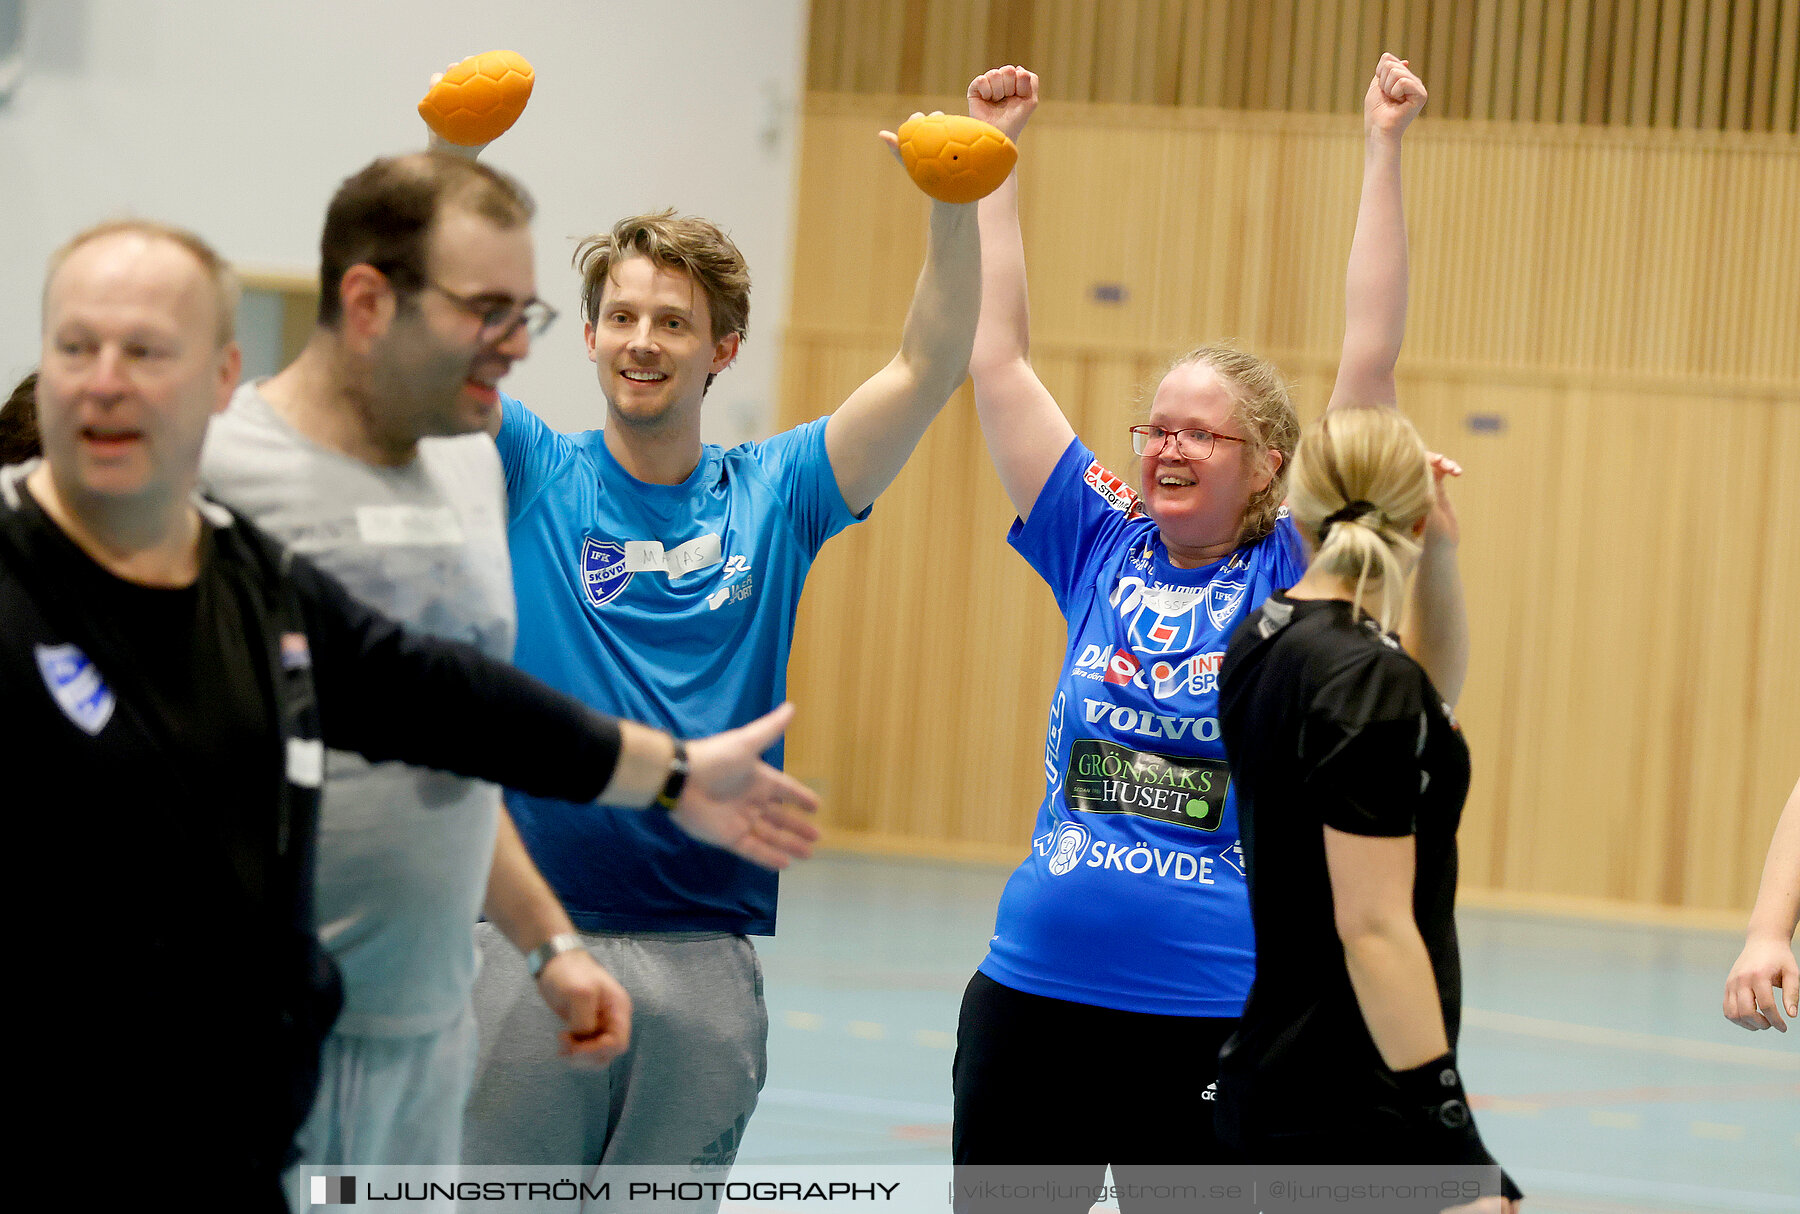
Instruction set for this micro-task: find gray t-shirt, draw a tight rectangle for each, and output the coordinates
[201,382,515,1037]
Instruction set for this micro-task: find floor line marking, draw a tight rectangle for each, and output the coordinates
[1464,1007,1800,1069]
[1474,1081,1800,1108]
[1689,1120,1747,1140]
[758,1087,953,1121]
[1516,1167,1800,1212]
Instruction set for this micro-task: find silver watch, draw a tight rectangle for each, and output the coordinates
[525,932,585,980]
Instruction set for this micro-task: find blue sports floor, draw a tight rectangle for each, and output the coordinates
[738,854,1799,1213]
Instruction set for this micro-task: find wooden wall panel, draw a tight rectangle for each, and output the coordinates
[794,97,1799,384]
[807,0,1800,133]
[1747,402,1800,887]
[779,95,1799,910]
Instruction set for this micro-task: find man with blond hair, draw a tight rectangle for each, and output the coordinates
[464,139,984,1180]
[5,217,818,1202]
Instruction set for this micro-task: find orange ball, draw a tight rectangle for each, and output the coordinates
[418,50,535,147]
[894,113,1018,204]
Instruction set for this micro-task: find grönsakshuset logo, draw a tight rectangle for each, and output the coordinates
[1063,737,1228,831]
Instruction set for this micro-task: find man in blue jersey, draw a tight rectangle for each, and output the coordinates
[196,153,820,1202]
[463,159,981,1174]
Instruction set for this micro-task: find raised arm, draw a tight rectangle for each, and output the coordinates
[1724,778,1800,1031]
[1327,53,1427,412]
[1332,57,1466,700]
[822,138,982,515]
[964,66,1074,523]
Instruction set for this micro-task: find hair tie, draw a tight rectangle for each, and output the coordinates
[1318,499,1379,543]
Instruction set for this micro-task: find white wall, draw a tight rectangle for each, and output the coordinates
[0,0,808,443]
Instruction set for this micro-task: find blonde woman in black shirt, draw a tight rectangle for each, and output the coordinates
[1217,405,1520,1211]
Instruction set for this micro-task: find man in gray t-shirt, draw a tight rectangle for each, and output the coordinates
[205,387,514,1039]
[201,152,637,1195]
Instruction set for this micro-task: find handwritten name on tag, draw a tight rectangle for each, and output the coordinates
[623,534,724,578]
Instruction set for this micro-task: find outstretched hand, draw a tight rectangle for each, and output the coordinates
[968,65,1039,142]
[673,703,822,869]
[1366,52,1428,139]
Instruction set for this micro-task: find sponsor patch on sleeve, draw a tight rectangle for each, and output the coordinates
[1082,461,1140,514]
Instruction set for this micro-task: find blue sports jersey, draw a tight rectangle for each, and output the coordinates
[495,394,864,934]
[979,438,1306,1015]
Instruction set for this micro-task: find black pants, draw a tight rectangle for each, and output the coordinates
[952,971,1236,1213]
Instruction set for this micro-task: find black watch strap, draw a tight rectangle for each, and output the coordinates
[652,737,689,811]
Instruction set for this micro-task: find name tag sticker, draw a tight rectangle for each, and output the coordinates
[623,534,723,578]
[355,505,465,546]
[286,738,325,788]
[1138,586,1204,616]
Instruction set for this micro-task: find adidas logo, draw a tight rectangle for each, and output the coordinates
[692,1110,752,1169]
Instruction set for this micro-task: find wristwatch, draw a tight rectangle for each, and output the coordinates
[652,736,689,812]
[525,932,585,980]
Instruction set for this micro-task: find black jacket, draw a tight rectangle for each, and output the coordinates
[1,463,624,1189]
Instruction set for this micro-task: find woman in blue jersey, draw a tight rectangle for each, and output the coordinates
[955,56,1450,1191]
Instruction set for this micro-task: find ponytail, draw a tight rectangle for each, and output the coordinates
[1287,406,1434,632]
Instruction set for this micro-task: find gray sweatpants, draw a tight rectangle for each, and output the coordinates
[463,923,768,1183]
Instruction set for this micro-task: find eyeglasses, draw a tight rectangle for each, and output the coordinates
[1128,424,1249,461]
[424,280,559,342]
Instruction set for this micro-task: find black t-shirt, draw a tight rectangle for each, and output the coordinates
[7,490,307,1174]
[18,489,284,919]
[1215,592,1471,1145]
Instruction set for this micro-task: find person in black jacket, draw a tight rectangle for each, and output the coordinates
[5,219,821,1209]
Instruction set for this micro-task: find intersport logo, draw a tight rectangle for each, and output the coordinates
[1075,646,1224,701]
